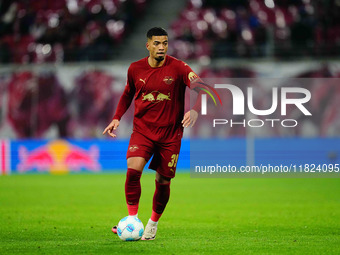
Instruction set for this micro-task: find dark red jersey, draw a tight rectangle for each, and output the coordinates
[113,55,200,142]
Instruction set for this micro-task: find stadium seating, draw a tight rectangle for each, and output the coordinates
[1,0,338,62]
[0,0,148,63]
[169,0,340,60]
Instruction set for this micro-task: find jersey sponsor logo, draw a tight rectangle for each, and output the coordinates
[142,92,155,102]
[129,145,139,152]
[163,76,174,85]
[142,91,171,103]
[156,92,171,101]
[188,72,199,82]
[139,78,146,84]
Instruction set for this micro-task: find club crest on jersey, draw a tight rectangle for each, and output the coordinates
[163,76,174,85]
[188,72,199,82]
[129,145,139,152]
[142,91,171,103]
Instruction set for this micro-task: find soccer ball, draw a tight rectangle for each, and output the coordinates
[117,216,144,241]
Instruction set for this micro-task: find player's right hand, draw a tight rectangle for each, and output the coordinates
[102,119,120,138]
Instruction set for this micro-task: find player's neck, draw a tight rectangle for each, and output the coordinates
[148,56,166,68]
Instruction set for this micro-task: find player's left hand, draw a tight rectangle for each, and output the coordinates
[182,110,198,128]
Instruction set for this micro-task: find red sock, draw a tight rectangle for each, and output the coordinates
[151,180,170,222]
[125,168,142,216]
[151,210,162,222]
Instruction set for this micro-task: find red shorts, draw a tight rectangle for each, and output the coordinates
[126,131,181,178]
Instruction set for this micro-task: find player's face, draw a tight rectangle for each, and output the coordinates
[146,36,168,62]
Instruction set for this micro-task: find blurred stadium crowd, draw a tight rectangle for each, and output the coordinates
[169,0,340,59]
[0,0,339,63]
[0,0,148,63]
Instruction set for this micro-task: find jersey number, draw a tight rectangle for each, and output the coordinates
[168,154,179,168]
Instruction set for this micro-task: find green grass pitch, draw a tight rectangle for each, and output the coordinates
[1,172,339,254]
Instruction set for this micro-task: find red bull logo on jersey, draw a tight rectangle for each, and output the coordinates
[17,140,100,174]
[142,92,155,102]
[142,91,171,103]
[156,92,171,101]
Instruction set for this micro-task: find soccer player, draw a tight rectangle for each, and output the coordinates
[103,27,215,240]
